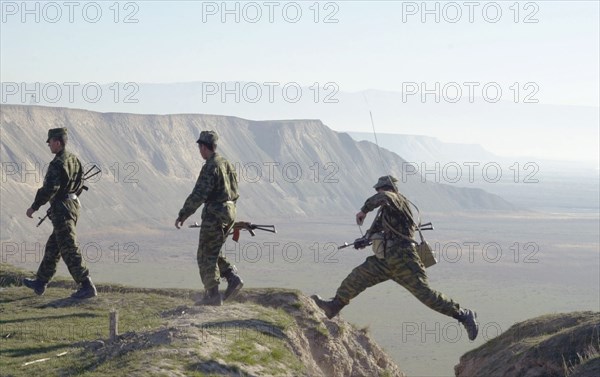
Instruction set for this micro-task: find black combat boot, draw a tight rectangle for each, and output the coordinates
[196,286,222,306]
[454,308,479,341]
[23,278,47,296]
[71,277,97,299]
[311,295,346,319]
[222,267,244,302]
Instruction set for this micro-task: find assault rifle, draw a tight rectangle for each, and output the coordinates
[188,221,277,242]
[36,165,101,227]
[338,236,372,250]
[338,222,434,250]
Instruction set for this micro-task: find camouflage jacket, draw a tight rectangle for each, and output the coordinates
[361,191,416,240]
[178,153,239,220]
[31,148,84,214]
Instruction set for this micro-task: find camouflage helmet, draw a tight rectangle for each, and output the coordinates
[373,175,398,190]
[196,130,219,145]
[46,127,67,142]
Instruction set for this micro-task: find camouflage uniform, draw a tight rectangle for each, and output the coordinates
[178,143,239,290]
[31,134,89,284]
[336,189,460,318]
[314,176,479,340]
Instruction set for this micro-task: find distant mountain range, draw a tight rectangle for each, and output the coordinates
[347,132,499,163]
[2,81,597,161]
[1,105,514,241]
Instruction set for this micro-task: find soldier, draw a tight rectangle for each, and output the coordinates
[175,130,243,306]
[23,128,97,299]
[312,176,479,340]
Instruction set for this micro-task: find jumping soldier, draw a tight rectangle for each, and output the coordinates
[312,176,479,340]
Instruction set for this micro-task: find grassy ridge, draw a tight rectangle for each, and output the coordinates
[0,264,305,377]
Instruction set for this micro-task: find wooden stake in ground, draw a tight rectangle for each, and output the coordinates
[109,310,118,342]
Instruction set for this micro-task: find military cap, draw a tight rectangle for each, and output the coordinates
[196,130,219,145]
[373,175,399,189]
[46,127,67,142]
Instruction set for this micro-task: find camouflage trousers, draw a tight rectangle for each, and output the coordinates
[36,217,89,284]
[197,205,236,290]
[336,243,460,318]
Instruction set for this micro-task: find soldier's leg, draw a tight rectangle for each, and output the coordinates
[218,219,244,301]
[198,221,226,290]
[36,233,62,283]
[313,256,390,318]
[217,218,236,274]
[54,218,89,284]
[217,256,232,274]
[335,256,391,304]
[391,248,460,317]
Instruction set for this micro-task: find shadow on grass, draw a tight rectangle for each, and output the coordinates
[0,343,72,357]
[0,295,32,304]
[0,312,101,325]
[195,319,287,340]
[35,297,99,309]
[187,360,259,377]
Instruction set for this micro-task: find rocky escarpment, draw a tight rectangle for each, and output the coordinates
[455,311,600,377]
[1,104,514,241]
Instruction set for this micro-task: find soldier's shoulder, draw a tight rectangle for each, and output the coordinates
[371,191,394,200]
[59,150,79,162]
[214,154,233,167]
[374,191,404,205]
[52,150,81,170]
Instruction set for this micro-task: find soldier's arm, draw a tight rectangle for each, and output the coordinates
[178,165,215,220]
[356,192,389,225]
[31,162,64,211]
[360,192,390,214]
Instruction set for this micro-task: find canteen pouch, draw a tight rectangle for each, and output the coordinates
[417,240,437,268]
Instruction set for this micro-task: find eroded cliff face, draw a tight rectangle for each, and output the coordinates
[1,104,513,240]
[455,311,600,377]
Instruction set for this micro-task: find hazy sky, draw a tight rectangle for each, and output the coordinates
[1,1,599,160]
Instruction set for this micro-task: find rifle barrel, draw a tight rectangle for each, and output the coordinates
[253,226,277,233]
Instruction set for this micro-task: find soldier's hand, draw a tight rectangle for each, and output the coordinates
[26,208,35,218]
[356,211,366,226]
[175,217,184,229]
[353,236,371,250]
